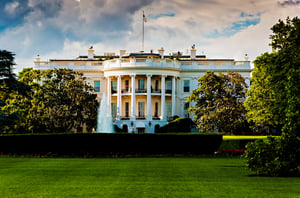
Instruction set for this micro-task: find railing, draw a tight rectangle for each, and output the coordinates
[165,90,172,94]
[135,88,147,93]
[152,116,161,120]
[136,116,146,120]
[152,89,161,93]
[111,89,117,94]
[121,88,131,93]
[120,116,130,120]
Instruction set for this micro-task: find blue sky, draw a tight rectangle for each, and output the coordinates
[0,0,299,71]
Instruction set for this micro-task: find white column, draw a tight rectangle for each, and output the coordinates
[117,75,121,120]
[147,74,152,120]
[131,74,136,120]
[172,76,176,116]
[161,75,166,120]
[107,76,111,115]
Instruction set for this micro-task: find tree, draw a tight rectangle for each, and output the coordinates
[6,68,98,133]
[244,53,278,129]
[0,50,29,133]
[187,71,247,133]
[243,17,300,176]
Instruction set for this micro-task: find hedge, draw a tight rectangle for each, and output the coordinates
[0,133,222,156]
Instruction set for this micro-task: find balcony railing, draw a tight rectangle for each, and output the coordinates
[152,116,161,120]
[120,116,130,120]
[121,88,131,93]
[165,89,172,94]
[152,89,161,93]
[136,116,146,120]
[135,88,147,93]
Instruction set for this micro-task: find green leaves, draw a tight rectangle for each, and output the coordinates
[4,68,98,133]
[187,71,247,133]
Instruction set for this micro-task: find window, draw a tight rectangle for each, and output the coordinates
[184,80,190,92]
[138,102,145,117]
[111,103,117,118]
[125,102,129,117]
[155,80,159,90]
[138,79,145,90]
[94,81,100,92]
[111,81,117,93]
[166,102,172,117]
[154,102,159,117]
[125,80,129,91]
[166,80,172,93]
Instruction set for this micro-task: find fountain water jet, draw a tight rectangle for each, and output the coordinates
[96,94,114,133]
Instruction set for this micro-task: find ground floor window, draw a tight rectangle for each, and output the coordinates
[111,103,117,118]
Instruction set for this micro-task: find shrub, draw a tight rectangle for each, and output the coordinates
[243,135,300,176]
[156,117,194,133]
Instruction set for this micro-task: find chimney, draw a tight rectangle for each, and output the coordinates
[88,46,94,59]
[120,50,126,57]
[158,47,164,58]
[244,54,249,61]
[190,44,196,60]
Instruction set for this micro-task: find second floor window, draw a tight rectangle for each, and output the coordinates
[184,80,190,92]
[138,79,145,90]
[111,81,117,93]
[94,81,100,92]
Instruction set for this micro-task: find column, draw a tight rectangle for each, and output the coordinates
[130,74,136,120]
[161,75,166,120]
[172,76,176,116]
[107,76,111,115]
[147,74,152,120]
[117,75,121,120]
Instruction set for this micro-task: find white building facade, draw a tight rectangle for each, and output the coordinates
[34,47,251,133]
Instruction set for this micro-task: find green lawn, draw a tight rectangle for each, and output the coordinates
[0,158,299,198]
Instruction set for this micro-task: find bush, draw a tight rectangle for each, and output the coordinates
[243,135,300,176]
[156,117,195,133]
[0,133,222,156]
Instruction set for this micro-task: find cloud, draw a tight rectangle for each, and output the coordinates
[0,0,300,71]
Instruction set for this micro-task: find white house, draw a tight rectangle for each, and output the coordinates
[34,46,251,133]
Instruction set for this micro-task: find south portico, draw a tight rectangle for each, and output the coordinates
[104,70,179,133]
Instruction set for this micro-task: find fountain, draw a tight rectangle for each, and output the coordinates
[96,94,114,133]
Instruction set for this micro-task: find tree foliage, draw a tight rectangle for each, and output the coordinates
[0,50,29,133]
[4,68,98,133]
[246,17,300,136]
[244,17,300,176]
[244,53,277,127]
[187,71,247,133]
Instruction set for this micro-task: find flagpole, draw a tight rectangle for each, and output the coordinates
[142,11,144,52]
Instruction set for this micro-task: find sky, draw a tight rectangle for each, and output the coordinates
[0,0,300,73]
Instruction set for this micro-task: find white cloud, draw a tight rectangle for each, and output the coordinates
[1,0,300,71]
[4,1,20,15]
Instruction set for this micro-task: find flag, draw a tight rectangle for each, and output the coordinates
[143,12,147,23]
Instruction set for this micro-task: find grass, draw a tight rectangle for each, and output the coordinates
[223,135,268,140]
[0,157,299,198]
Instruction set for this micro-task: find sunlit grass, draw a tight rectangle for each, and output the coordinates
[223,135,268,140]
[0,157,299,198]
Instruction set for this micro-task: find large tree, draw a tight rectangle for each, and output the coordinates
[6,68,98,133]
[245,17,300,135]
[187,71,247,133]
[0,50,29,133]
[243,17,300,176]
